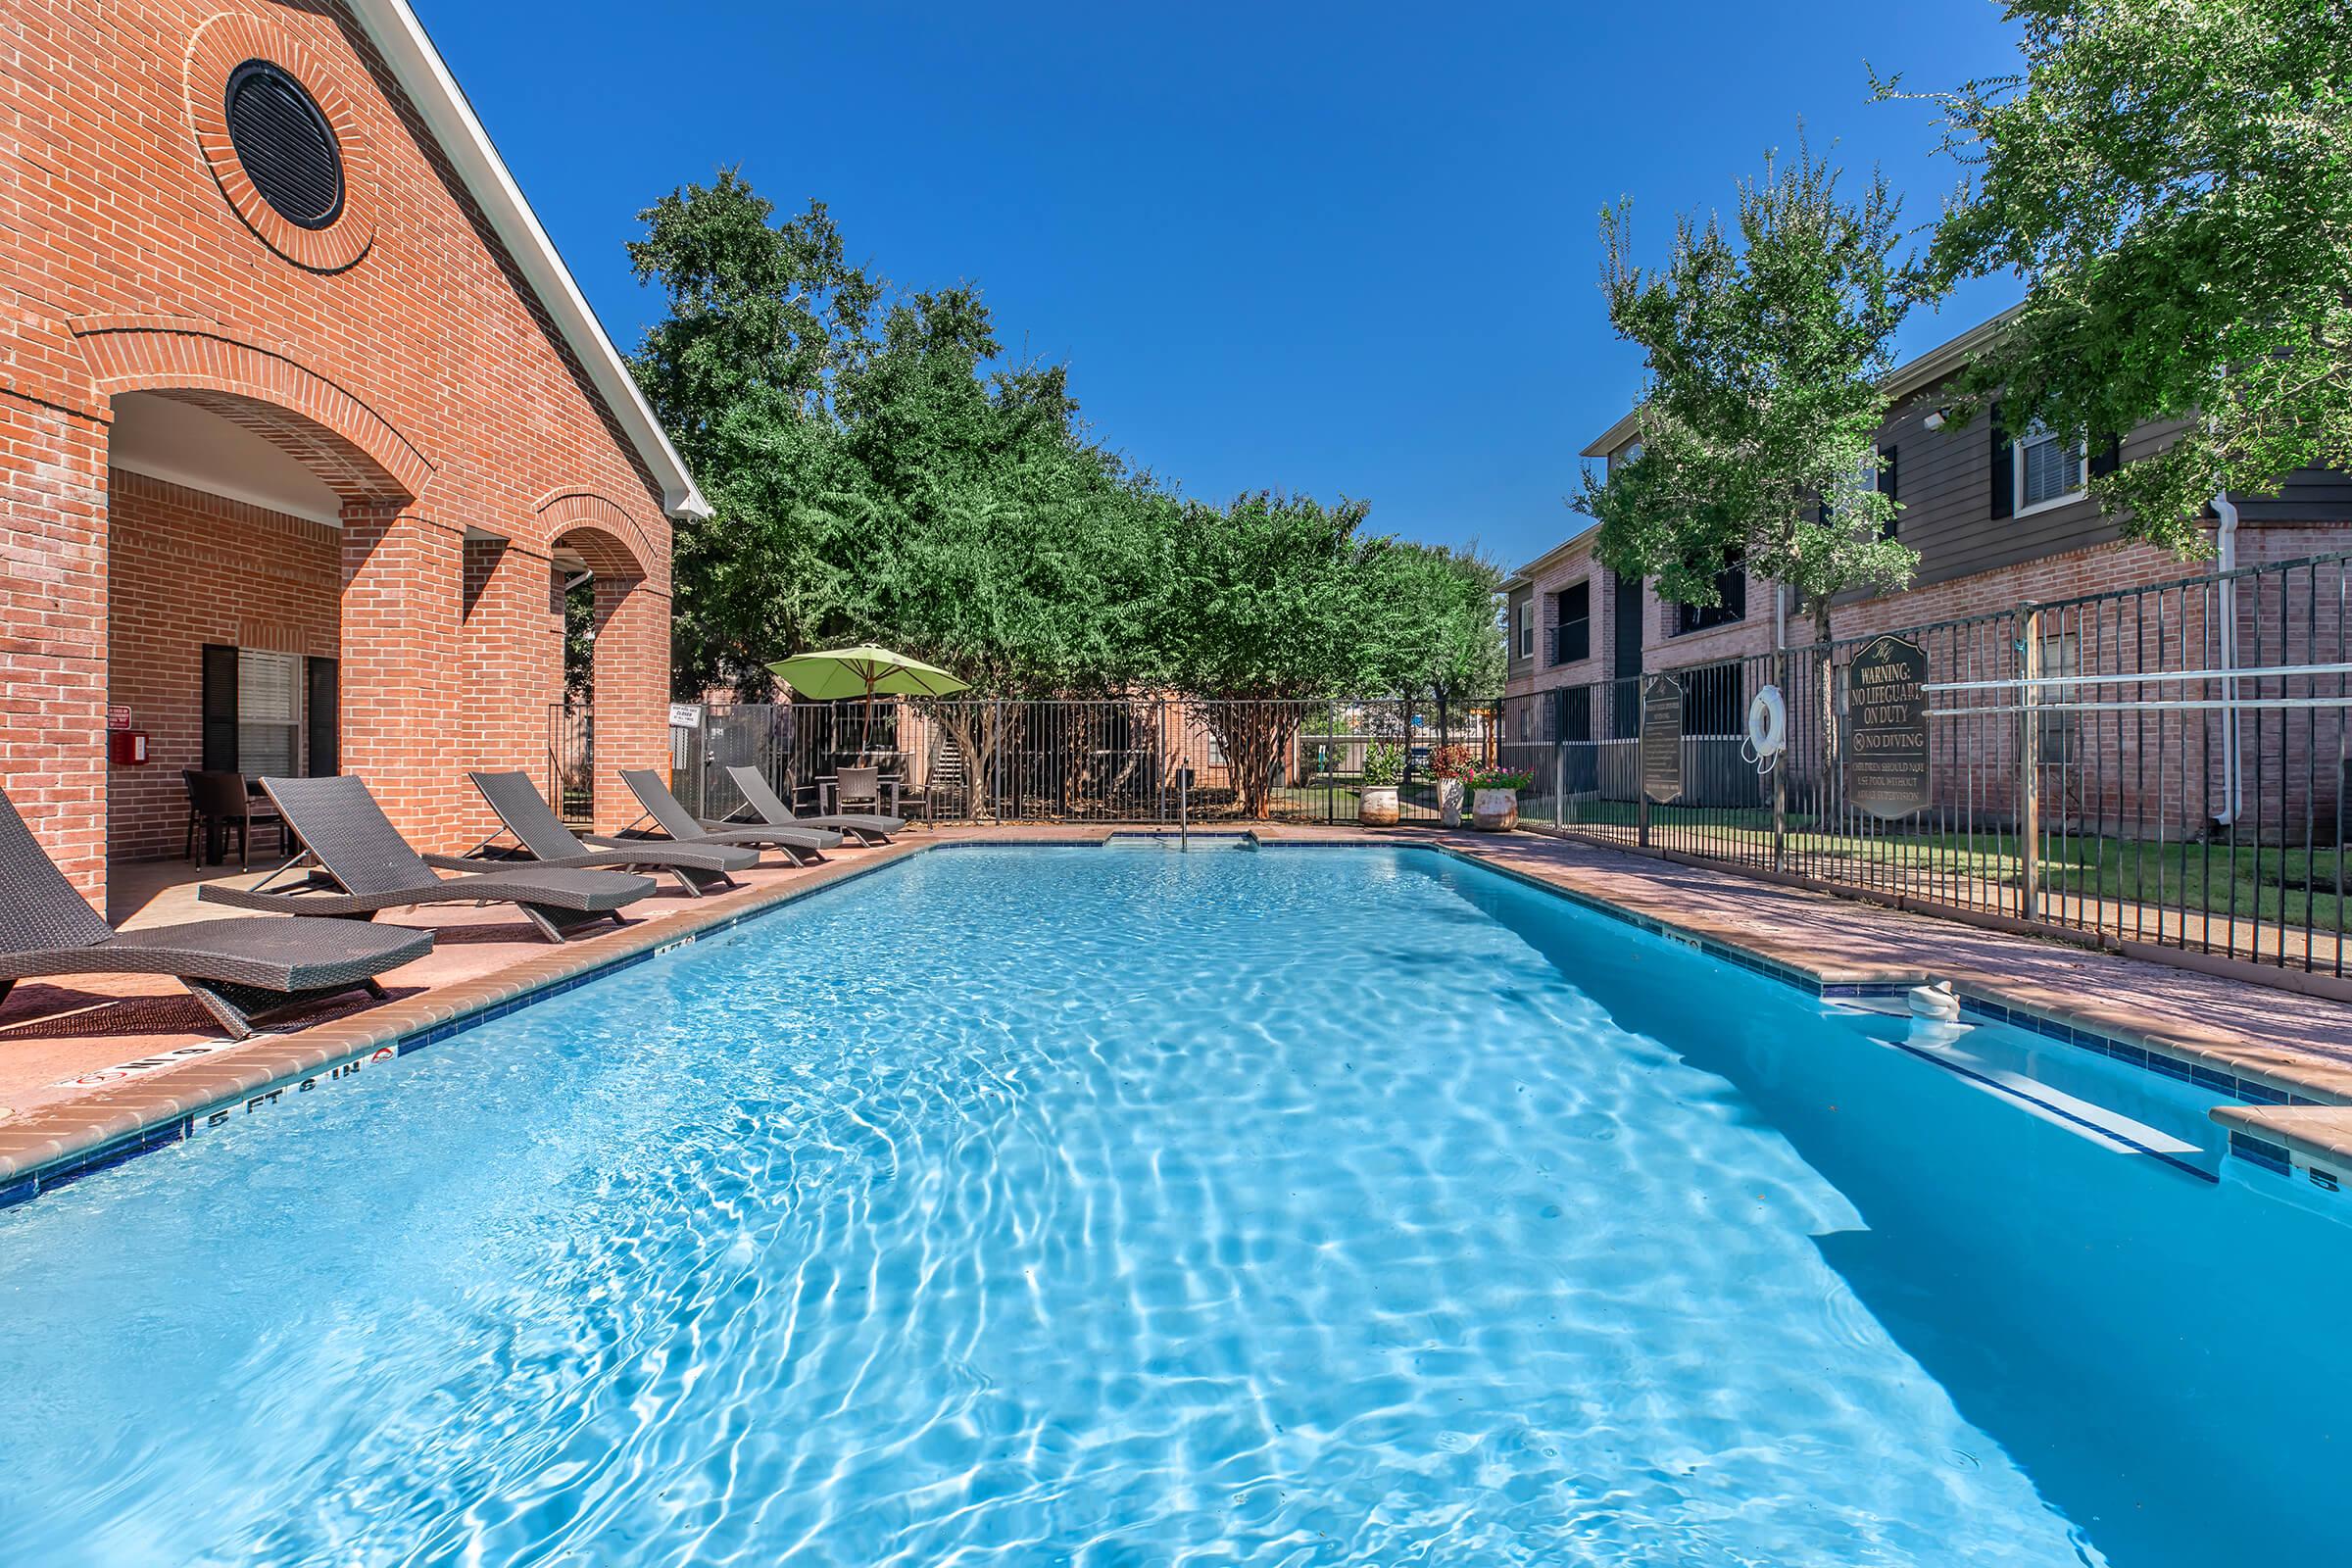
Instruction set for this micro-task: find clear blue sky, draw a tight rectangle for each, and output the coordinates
[417,0,2027,572]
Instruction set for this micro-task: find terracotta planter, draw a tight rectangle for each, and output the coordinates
[1471,787,1519,832]
[1437,777,1465,828]
[1358,784,1400,827]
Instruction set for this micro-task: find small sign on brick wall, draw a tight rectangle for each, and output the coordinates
[106,706,132,731]
[668,703,703,729]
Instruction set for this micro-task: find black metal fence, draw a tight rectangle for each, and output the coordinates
[540,554,2351,987]
[1500,550,2352,984]
[550,695,1502,829]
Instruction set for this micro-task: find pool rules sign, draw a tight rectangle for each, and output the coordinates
[1846,635,1931,819]
[1640,673,1684,805]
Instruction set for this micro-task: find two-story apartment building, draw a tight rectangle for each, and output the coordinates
[1509,308,2350,756]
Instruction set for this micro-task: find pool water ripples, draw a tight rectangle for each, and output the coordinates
[0,846,2341,1565]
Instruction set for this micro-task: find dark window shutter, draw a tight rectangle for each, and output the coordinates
[201,644,238,772]
[306,657,339,775]
[1880,445,1900,537]
[2089,433,2122,477]
[1989,410,2014,519]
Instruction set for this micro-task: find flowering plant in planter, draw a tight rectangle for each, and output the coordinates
[1469,768,1531,831]
[1428,744,1478,826]
[1428,745,1478,780]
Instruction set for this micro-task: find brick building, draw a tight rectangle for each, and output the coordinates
[1506,308,2351,831]
[0,0,705,907]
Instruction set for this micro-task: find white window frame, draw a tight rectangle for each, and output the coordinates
[1518,613,1535,661]
[236,648,304,778]
[2014,425,2087,517]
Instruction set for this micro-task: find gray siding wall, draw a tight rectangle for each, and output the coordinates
[1882,377,2347,582]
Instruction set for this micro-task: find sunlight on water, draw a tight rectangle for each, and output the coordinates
[0,847,2340,1565]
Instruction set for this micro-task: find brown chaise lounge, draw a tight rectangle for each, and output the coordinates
[461,770,760,897]
[199,774,655,943]
[0,784,430,1039]
[616,769,840,864]
[718,764,905,845]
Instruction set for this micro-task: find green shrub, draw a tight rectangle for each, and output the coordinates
[1362,742,1404,787]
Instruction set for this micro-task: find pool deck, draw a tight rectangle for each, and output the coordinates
[5,822,2350,1199]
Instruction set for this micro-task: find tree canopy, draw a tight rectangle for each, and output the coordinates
[627,171,1502,706]
[1886,0,2352,551]
[1575,141,1925,643]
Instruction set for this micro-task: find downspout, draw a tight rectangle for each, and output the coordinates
[2214,490,2242,825]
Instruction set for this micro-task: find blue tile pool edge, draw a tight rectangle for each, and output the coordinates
[3,832,2343,1214]
[1421,843,2352,1200]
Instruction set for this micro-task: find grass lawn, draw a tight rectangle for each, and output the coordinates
[1531,801,2350,930]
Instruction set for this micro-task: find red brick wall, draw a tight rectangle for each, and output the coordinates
[0,0,675,903]
[104,469,341,860]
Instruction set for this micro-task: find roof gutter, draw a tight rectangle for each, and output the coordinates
[348,0,711,521]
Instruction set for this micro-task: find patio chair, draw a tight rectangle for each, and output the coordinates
[0,785,429,1040]
[198,775,655,943]
[462,771,760,897]
[719,764,904,846]
[833,764,898,818]
[181,767,285,869]
[615,769,840,864]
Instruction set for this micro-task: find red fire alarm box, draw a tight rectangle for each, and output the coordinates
[109,729,149,765]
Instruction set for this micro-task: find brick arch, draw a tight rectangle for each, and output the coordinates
[536,487,656,583]
[73,316,431,503]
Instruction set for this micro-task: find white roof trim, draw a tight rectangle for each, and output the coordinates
[349,0,710,521]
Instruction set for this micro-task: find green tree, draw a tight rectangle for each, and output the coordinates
[628,172,881,694]
[1576,141,1923,653]
[1886,0,2352,549]
[1363,542,1506,724]
[1151,492,1389,816]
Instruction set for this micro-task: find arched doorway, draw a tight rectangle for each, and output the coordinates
[541,510,662,834]
[100,385,414,919]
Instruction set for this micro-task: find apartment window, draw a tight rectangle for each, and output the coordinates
[1551,580,1590,664]
[237,649,303,776]
[1517,600,1535,660]
[1672,553,1746,636]
[2016,425,2086,514]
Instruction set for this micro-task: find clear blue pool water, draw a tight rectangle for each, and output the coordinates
[0,845,2342,1565]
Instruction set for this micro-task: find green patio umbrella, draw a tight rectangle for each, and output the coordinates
[767,644,971,756]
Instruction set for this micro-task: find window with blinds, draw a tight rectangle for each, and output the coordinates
[237,649,302,777]
[2018,426,2086,513]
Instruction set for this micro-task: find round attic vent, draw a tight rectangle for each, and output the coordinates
[223,60,345,231]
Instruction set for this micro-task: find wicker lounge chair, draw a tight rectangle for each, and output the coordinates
[199,775,655,943]
[462,770,759,897]
[0,786,429,1039]
[616,769,839,864]
[719,764,904,845]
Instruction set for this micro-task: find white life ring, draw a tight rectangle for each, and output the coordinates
[1745,685,1788,762]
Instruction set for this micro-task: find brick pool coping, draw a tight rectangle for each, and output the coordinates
[5,823,2351,1206]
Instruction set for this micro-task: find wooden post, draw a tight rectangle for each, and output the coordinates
[2018,608,2041,921]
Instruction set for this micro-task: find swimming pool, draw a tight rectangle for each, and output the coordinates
[0,844,2340,1564]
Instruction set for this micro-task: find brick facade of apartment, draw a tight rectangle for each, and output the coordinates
[0,0,699,904]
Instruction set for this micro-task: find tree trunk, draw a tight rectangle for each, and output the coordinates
[940,703,1001,821]
[1201,699,1300,819]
